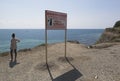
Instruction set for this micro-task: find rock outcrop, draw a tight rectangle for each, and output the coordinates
[97,20,120,43]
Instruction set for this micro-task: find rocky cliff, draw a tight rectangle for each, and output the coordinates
[96,20,120,43]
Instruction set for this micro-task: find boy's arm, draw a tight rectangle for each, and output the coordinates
[16,39,20,42]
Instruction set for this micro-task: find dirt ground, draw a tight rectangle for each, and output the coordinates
[0,42,120,81]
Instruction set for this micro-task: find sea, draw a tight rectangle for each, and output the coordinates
[0,29,104,53]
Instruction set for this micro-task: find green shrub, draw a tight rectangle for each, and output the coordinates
[114,20,120,28]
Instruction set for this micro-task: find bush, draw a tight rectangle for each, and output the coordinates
[114,20,120,28]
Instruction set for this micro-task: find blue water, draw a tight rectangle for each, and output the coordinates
[0,29,104,53]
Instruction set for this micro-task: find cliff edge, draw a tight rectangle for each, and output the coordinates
[97,20,120,43]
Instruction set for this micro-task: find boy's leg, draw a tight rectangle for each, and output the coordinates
[10,49,13,61]
[14,49,17,61]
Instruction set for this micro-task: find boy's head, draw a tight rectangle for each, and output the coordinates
[12,33,15,38]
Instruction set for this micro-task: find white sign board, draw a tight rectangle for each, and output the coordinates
[45,10,67,30]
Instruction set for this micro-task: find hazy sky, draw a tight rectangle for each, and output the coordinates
[0,0,120,29]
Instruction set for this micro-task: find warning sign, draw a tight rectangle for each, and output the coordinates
[45,10,67,30]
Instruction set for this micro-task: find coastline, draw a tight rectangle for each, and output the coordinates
[0,42,120,81]
[0,40,118,57]
[0,40,81,56]
[0,43,46,56]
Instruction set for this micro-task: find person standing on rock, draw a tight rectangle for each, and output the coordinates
[10,33,20,62]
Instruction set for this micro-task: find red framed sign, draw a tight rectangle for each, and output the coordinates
[45,10,67,30]
[45,10,67,65]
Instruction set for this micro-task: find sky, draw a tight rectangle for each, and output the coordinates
[0,0,120,29]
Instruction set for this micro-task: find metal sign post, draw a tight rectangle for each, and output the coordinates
[45,29,48,64]
[45,10,67,64]
[65,29,67,57]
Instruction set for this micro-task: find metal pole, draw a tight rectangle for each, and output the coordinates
[45,11,48,65]
[65,29,67,57]
[45,29,48,64]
